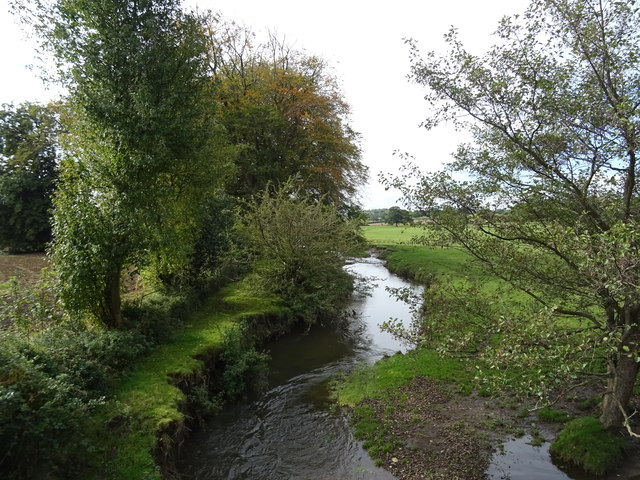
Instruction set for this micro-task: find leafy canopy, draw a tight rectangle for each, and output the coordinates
[0,102,59,252]
[386,0,640,431]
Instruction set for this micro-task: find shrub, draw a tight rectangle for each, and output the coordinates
[219,325,270,400]
[0,284,147,479]
[240,182,364,324]
[0,331,95,478]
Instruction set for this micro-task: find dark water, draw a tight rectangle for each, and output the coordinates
[488,435,590,480]
[177,257,627,480]
[177,257,417,480]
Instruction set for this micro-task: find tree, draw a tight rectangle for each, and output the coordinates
[0,102,59,252]
[240,182,364,323]
[206,21,367,215]
[385,206,413,226]
[21,0,230,327]
[387,0,640,432]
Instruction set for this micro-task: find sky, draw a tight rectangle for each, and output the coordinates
[0,0,527,209]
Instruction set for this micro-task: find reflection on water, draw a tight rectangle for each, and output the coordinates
[178,257,617,480]
[488,436,575,480]
[177,257,417,480]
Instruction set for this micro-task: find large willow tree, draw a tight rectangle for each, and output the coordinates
[19,0,230,327]
[390,0,640,432]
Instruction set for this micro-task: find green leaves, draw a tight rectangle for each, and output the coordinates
[389,0,640,427]
[18,0,233,325]
[0,102,59,253]
[240,182,364,323]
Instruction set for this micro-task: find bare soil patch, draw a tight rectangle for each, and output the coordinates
[358,376,640,480]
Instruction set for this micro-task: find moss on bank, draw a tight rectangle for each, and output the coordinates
[550,417,628,476]
[82,278,292,479]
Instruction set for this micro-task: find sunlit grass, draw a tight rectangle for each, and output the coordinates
[337,349,472,407]
[84,279,290,479]
[361,224,427,246]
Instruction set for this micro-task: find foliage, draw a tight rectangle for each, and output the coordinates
[19,0,232,327]
[240,183,364,323]
[0,315,147,479]
[0,272,61,331]
[188,193,238,284]
[364,208,389,223]
[0,102,59,253]
[206,20,367,215]
[218,324,270,400]
[550,417,628,475]
[385,0,640,431]
[384,206,413,226]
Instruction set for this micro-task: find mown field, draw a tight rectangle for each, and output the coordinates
[0,253,48,283]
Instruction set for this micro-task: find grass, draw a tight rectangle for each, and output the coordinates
[361,224,427,246]
[337,349,471,407]
[550,417,628,476]
[336,349,472,467]
[538,407,573,424]
[84,279,291,479]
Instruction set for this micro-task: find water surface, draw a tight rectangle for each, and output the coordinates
[178,257,418,479]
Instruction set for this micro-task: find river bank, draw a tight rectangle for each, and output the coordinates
[338,228,640,479]
[79,279,295,479]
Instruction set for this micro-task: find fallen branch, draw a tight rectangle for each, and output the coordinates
[617,398,640,438]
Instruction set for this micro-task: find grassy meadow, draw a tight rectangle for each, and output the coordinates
[362,224,481,280]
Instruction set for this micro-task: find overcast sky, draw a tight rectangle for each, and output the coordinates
[0,0,528,209]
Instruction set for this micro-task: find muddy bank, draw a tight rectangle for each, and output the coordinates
[354,374,640,480]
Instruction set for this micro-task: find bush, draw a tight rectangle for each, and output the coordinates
[240,183,364,323]
[122,291,196,343]
[0,300,147,479]
[0,331,92,478]
[219,325,270,400]
[550,417,627,476]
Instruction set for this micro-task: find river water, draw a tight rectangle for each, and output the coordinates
[177,257,616,480]
[177,257,416,479]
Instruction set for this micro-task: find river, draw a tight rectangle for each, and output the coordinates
[177,256,617,480]
[177,257,416,479]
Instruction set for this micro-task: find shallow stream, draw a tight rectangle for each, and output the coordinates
[177,257,611,480]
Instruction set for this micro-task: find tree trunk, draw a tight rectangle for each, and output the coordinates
[600,322,640,431]
[103,266,123,329]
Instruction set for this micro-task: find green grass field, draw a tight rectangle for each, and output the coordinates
[361,224,428,246]
[363,224,478,281]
